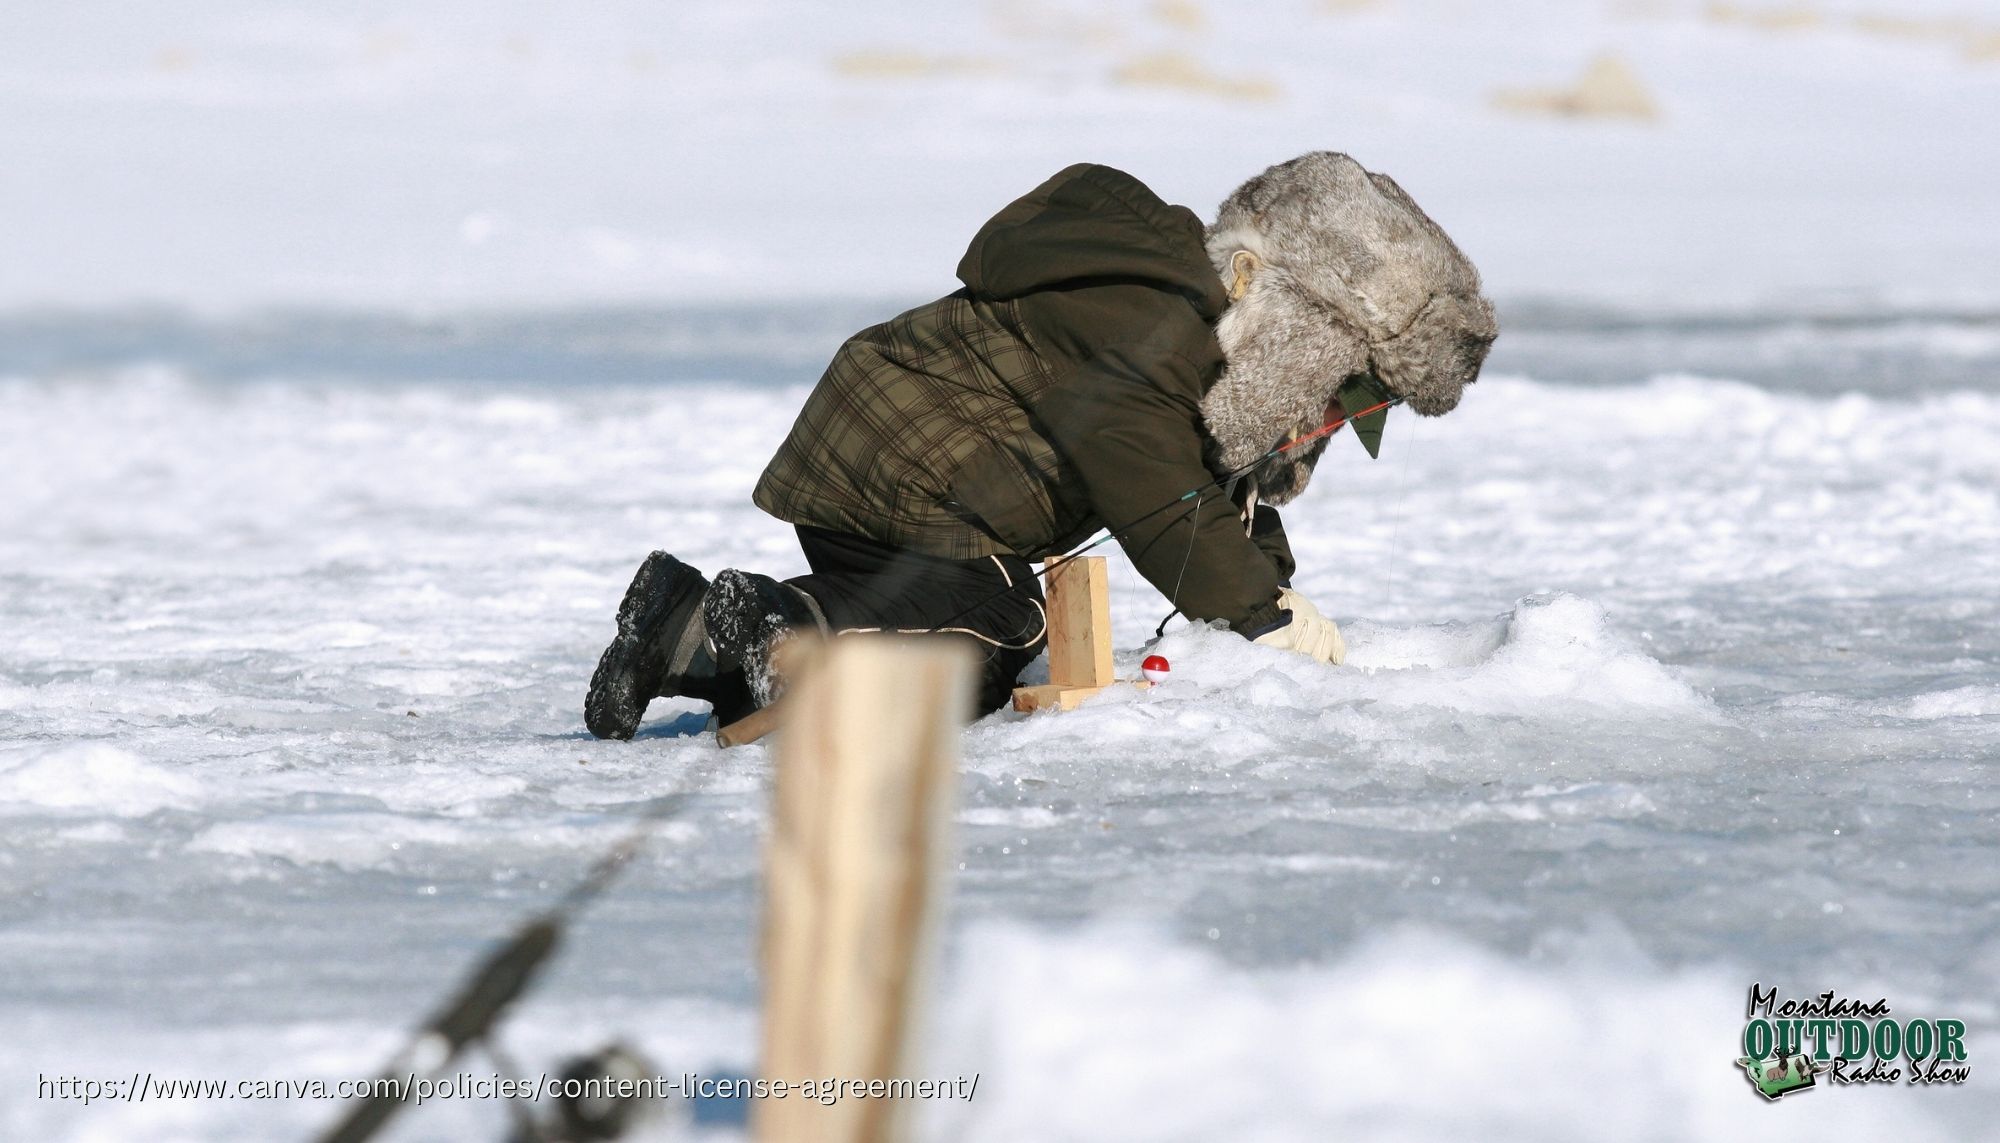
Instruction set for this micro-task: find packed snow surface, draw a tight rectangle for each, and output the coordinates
[3,320,1996,1138]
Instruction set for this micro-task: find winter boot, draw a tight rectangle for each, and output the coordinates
[584,552,754,740]
[701,569,829,707]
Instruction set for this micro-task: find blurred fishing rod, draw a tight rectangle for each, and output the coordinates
[316,781,708,1143]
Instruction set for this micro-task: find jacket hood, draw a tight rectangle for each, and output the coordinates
[957,164,1229,320]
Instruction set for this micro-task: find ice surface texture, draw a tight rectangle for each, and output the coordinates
[2,358,1995,1138]
[9,0,2000,1134]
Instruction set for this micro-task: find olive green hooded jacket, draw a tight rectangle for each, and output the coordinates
[753,163,1293,634]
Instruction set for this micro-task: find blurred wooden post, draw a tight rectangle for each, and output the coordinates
[754,635,974,1143]
[1010,556,1148,712]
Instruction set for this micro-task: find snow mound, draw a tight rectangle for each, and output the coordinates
[0,742,200,817]
[1133,592,1711,721]
[922,922,1967,1142]
[1900,685,2000,720]
[977,592,1721,789]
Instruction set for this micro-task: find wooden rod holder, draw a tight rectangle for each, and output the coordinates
[1010,556,1150,713]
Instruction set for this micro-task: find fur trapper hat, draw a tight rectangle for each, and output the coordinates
[1199,152,1496,504]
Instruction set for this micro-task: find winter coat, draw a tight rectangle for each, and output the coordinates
[753,163,1294,634]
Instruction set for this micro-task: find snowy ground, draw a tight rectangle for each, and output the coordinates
[5,0,1999,1138]
[3,311,1996,1139]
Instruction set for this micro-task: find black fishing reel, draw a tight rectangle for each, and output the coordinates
[507,1042,673,1143]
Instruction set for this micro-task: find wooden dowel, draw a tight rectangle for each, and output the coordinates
[715,638,820,748]
[716,700,784,748]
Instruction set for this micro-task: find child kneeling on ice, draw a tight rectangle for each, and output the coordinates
[585,152,1496,737]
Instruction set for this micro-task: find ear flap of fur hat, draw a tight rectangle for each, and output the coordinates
[1198,265,1366,505]
[1205,152,1498,420]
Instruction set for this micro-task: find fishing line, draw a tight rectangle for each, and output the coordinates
[1153,490,1206,641]
[1386,410,1417,569]
[1165,490,1204,618]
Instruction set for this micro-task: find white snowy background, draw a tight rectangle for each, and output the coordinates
[3,1,1998,1140]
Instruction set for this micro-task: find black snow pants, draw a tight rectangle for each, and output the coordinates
[783,526,1047,716]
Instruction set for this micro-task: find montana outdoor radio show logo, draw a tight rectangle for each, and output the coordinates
[1736,984,1971,1100]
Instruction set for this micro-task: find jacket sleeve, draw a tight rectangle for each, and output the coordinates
[1223,474,1298,585]
[1036,335,1287,634]
[1247,502,1296,586]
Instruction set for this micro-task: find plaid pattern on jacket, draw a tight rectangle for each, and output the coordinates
[753,290,1095,561]
[753,164,1294,633]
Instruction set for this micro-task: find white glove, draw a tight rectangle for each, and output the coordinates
[1252,589,1346,665]
[1275,587,1321,623]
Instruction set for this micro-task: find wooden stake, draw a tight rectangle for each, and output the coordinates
[1043,555,1113,687]
[754,635,974,1143]
[1010,556,1149,713]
